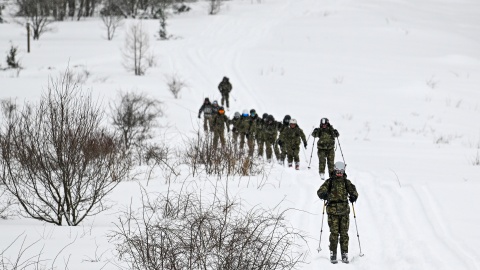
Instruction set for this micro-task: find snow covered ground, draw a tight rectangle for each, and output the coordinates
[1,0,480,269]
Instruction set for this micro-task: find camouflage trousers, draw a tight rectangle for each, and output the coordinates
[328,214,350,254]
[239,133,255,156]
[318,148,335,176]
[263,138,280,160]
[257,138,265,157]
[221,92,230,108]
[213,130,226,148]
[286,146,300,163]
[203,115,214,132]
[278,144,287,163]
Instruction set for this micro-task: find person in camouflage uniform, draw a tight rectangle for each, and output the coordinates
[278,118,307,170]
[229,112,242,149]
[218,76,232,109]
[317,162,358,264]
[263,115,280,162]
[236,110,253,153]
[198,98,214,132]
[245,109,258,156]
[256,113,269,158]
[311,118,339,180]
[212,106,230,148]
[276,115,291,165]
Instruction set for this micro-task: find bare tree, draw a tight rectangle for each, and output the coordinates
[122,21,151,76]
[110,91,163,163]
[101,3,124,41]
[15,0,53,40]
[0,69,131,226]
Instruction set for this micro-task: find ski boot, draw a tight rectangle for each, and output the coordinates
[330,251,337,264]
[341,252,349,264]
[288,163,293,168]
[320,173,325,180]
[295,162,300,170]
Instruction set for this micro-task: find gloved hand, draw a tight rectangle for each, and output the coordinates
[198,114,201,119]
[304,142,307,148]
[277,140,283,147]
[349,195,357,203]
[313,128,319,133]
[334,130,339,137]
[246,133,249,139]
[232,127,237,133]
[319,192,327,200]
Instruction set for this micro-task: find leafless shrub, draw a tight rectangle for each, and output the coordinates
[6,44,20,69]
[0,69,131,226]
[111,188,307,270]
[110,91,164,164]
[165,73,187,99]
[0,185,15,219]
[426,75,438,89]
[0,232,75,269]
[472,150,480,166]
[182,131,264,177]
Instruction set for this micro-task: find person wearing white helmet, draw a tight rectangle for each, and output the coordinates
[317,161,358,264]
[277,118,307,170]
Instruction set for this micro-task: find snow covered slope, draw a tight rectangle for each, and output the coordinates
[1,0,479,269]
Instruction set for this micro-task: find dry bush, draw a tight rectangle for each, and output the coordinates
[110,90,164,165]
[0,70,131,226]
[182,131,265,177]
[111,188,307,270]
[165,73,187,99]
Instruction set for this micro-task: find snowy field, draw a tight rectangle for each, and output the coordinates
[1,0,480,269]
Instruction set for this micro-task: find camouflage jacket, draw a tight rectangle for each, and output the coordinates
[237,116,253,135]
[212,113,230,133]
[263,122,278,142]
[229,117,242,133]
[255,117,266,140]
[279,126,307,148]
[218,81,232,93]
[317,175,358,216]
[312,125,339,150]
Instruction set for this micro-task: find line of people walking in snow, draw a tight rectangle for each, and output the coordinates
[198,77,340,177]
[198,76,360,264]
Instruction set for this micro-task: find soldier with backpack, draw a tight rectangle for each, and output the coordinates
[276,114,291,165]
[198,98,214,132]
[311,118,339,180]
[212,106,230,148]
[230,111,242,149]
[218,76,232,109]
[263,114,280,162]
[278,118,307,170]
[317,161,358,264]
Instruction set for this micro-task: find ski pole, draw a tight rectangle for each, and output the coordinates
[308,138,316,169]
[351,203,364,257]
[336,137,346,167]
[317,201,326,252]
